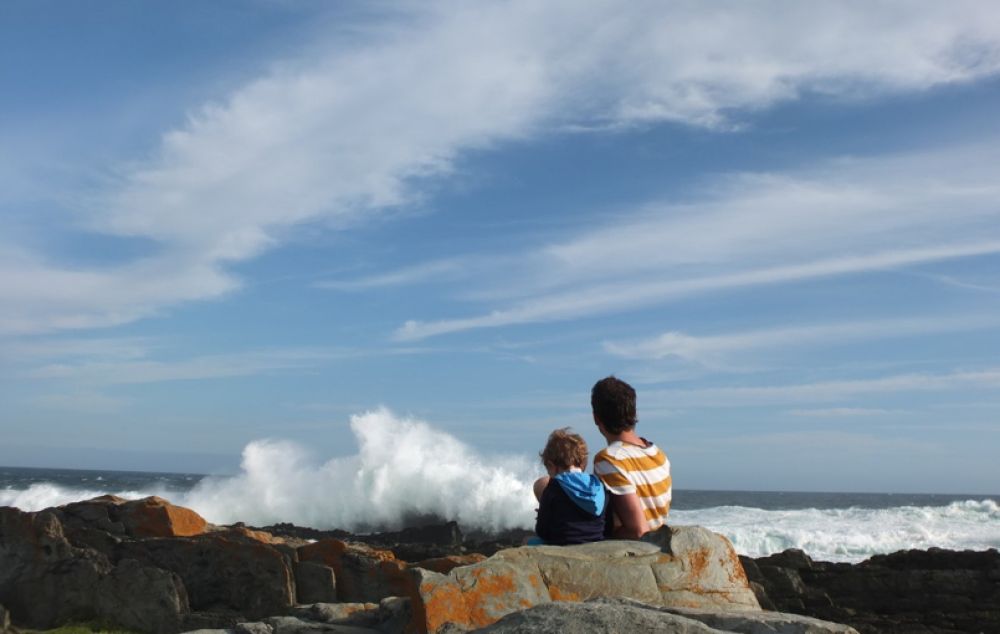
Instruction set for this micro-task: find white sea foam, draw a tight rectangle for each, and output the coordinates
[673,499,1000,563]
[0,483,154,511]
[174,408,539,531]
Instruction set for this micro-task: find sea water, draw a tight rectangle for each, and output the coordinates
[2,409,997,563]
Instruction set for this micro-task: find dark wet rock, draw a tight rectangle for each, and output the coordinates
[0,506,188,633]
[294,561,337,604]
[743,548,1000,634]
[118,529,296,619]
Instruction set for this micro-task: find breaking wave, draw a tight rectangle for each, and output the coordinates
[673,499,1000,562]
[2,408,539,532]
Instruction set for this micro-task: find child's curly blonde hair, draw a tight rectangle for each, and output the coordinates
[539,427,589,471]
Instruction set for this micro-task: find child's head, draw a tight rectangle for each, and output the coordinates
[539,427,589,473]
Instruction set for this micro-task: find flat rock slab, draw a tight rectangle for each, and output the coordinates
[665,606,861,634]
[492,526,760,612]
[475,598,860,634]
[471,599,725,633]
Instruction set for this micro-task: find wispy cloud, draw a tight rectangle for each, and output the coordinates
[314,258,464,291]
[396,239,1000,340]
[787,408,896,418]
[603,315,999,364]
[19,344,427,385]
[644,368,1000,407]
[5,2,1000,334]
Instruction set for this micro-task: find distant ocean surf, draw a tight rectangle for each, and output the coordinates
[3,410,998,564]
[3,464,997,564]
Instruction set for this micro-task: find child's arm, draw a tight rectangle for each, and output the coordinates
[532,476,550,502]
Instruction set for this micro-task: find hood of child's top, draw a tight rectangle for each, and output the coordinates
[553,471,606,517]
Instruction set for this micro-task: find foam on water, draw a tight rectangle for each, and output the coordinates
[176,408,539,531]
[673,499,1000,563]
[0,483,154,511]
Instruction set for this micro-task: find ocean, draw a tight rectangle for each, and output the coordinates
[3,463,997,564]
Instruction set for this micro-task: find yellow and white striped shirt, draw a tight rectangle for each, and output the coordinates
[593,439,671,531]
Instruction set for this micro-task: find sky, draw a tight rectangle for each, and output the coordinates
[1,0,999,494]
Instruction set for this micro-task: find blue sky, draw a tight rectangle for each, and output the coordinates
[2,1,999,493]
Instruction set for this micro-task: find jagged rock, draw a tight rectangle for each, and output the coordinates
[262,615,380,634]
[118,496,209,538]
[294,561,337,604]
[287,597,409,632]
[292,602,378,624]
[408,562,550,634]
[746,547,1000,634]
[298,540,411,604]
[119,528,295,619]
[235,623,274,634]
[0,507,188,632]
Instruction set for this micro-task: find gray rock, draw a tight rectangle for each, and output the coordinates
[179,630,233,634]
[471,598,724,633]
[235,623,275,634]
[0,507,188,632]
[263,615,380,634]
[295,561,338,604]
[665,606,861,633]
[95,558,188,633]
[376,596,412,634]
[492,526,760,612]
[119,530,295,619]
[0,604,9,632]
[475,598,860,634]
[292,603,378,624]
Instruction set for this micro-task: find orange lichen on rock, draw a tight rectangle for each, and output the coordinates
[410,572,467,634]
[687,547,711,578]
[546,585,582,602]
[120,496,207,538]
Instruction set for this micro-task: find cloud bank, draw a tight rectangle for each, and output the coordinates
[4,1,1000,334]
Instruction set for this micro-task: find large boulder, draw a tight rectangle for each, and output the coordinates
[476,597,859,633]
[745,547,1000,633]
[408,560,550,633]
[119,496,209,538]
[59,495,208,539]
[298,539,411,604]
[119,528,296,619]
[492,526,760,611]
[0,506,188,632]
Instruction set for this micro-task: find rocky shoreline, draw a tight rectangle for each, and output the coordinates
[1,496,997,633]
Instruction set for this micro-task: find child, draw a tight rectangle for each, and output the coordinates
[531,428,607,545]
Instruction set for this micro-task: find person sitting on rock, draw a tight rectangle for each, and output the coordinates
[591,376,671,539]
[531,428,607,545]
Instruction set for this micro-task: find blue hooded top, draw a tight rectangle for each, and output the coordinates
[534,470,607,545]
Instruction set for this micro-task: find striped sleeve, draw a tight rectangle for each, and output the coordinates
[593,451,636,495]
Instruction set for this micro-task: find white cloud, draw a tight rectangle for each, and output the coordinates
[314,258,464,291]
[4,1,1000,334]
[644,368,1000,407]
[396,239,1000,340]
[16,344,426,385]
[787,408,896,417]
[603,315,999,363]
